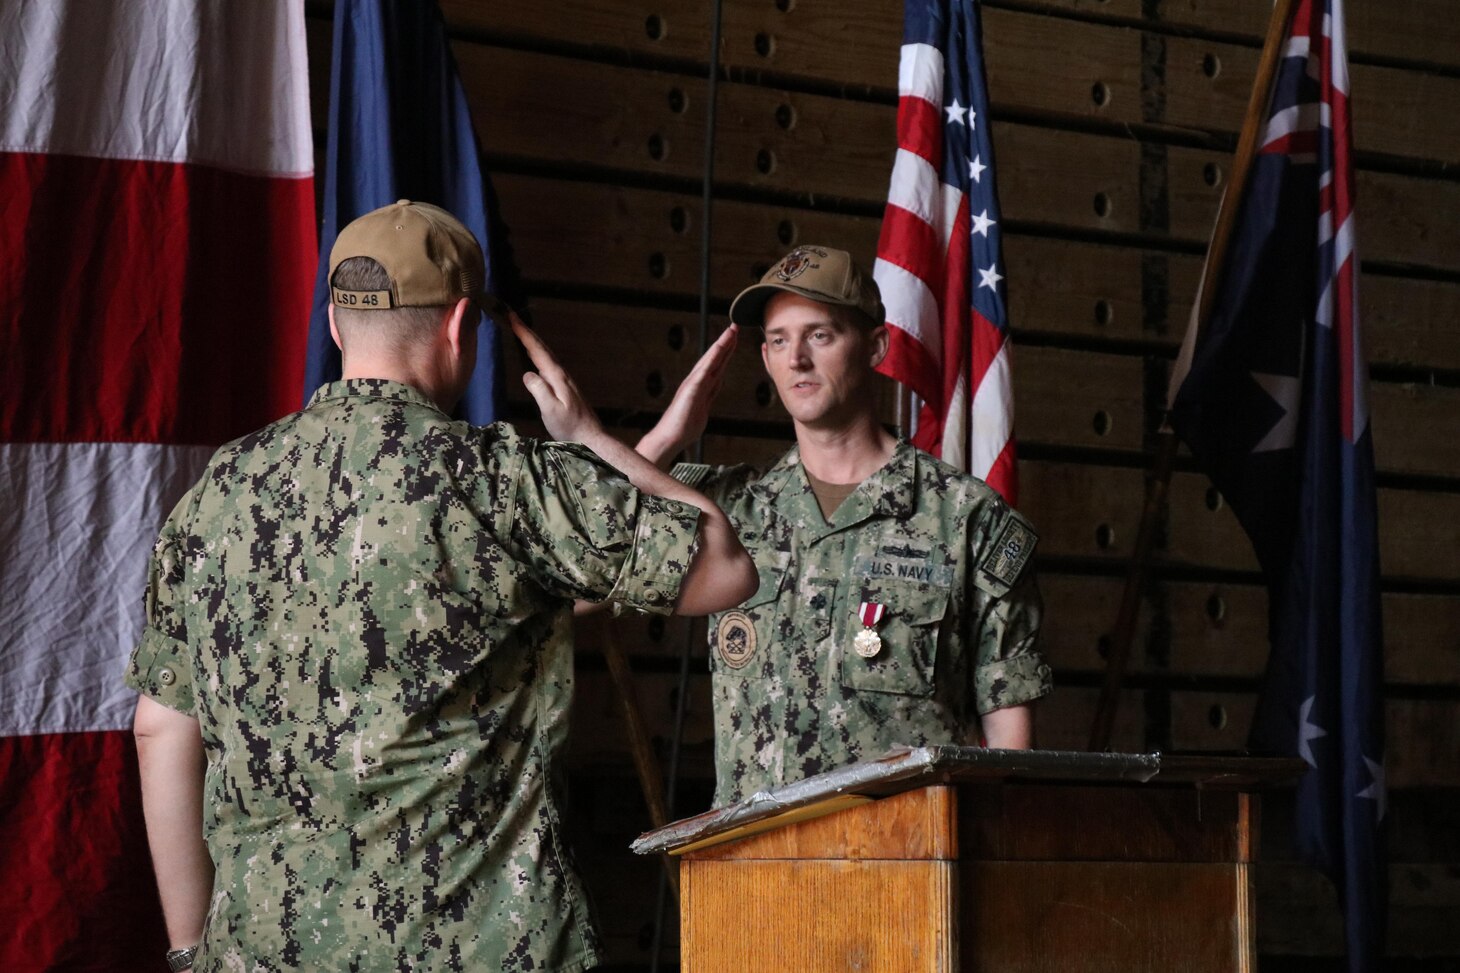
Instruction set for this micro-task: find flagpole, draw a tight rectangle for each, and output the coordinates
[651,0,726,965]
[1087,0,1301,751]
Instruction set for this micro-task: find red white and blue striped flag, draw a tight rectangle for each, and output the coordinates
[1168,1,1384,968]
[0,3,315,967]
[874,0,1016,503]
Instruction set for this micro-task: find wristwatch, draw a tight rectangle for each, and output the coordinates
[166,945,198,971]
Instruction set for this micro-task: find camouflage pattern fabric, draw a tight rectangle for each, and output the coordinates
[126,379,700,973]
[674,442,1050,807]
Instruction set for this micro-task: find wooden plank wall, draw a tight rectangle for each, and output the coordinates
[306,1,1460,966]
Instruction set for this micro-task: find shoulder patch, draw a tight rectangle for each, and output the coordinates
[671,462,715,490]
[975,513,1037,597]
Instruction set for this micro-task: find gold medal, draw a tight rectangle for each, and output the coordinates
[853,600,887,658]
[853,627,883,659]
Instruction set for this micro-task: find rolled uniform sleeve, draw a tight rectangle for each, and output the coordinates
[966,502,1052,715]
[511,442,702,615]
[124,490,199,715]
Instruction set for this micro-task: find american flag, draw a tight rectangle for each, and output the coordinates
[1168,1,1384,968]
[0,2,314,965]
[874,0,1016,503]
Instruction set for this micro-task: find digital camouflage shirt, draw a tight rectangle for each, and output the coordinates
[126,380,701,973]
[674,441,1051,807]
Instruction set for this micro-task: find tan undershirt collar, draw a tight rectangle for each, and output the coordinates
[804,467,862,521]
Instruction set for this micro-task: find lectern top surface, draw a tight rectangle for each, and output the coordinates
[631,746,1303,855]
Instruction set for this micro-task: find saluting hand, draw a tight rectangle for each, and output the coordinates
[512,314,604,443]
[636,324,739,467]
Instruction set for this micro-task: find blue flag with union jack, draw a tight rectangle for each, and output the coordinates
[1167,1,1384,968]
[302,0,519,423]
[874,0,1017,504]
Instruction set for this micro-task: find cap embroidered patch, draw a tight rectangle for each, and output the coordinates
[716,610,757,669]
[331,287,392,308]
[775,246,827,281]
[727,244,884,331]
[980,517,1037,589]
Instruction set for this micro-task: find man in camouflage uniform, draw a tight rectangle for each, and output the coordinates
[128,201,756,972]
[637,246,1051,807]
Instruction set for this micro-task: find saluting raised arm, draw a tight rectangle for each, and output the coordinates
[512,314,757,615]
[635,323,740,470]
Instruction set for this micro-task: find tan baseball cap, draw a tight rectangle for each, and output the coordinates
[328,200,492,312]
[729,245,885,330]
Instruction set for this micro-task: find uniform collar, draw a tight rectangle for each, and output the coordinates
[306,379,447,415]
[832,440,920,525]
[750,440,920,535]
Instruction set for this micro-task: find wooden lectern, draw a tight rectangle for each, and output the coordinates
[632,747,1302,973]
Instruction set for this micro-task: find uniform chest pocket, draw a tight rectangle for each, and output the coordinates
[709,566,787,675]
[839,583,949,698]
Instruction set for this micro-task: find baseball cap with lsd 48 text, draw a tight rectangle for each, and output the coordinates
[329,200,502,317]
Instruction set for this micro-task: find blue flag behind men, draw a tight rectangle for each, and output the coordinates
[1167,1,1384,969]
[303,0,519,422]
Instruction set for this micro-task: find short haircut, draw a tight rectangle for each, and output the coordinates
[330,257,449,349]
[835,303,880,332]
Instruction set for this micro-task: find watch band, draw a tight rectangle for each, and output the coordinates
[166,945,198,972]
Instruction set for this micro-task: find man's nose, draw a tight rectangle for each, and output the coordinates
[788,341,812,368]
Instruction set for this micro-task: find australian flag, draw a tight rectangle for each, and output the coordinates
[1167,1,1384,968]
[303,0,520,423]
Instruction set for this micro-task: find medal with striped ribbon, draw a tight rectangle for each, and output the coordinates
[853,601,886,659]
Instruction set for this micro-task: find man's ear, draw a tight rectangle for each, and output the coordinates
[328,304,343,352]
[443,297,473,359]
[868,323,890,369]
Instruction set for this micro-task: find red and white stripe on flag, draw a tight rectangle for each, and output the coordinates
[0,3,314,968]
[873,7,1018,505]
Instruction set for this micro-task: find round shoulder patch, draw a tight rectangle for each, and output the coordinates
[715,610,758,669]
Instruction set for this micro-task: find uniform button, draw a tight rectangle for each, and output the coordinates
[157,667,176,686]
[646,590,665,606]
[810,594,827,610]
